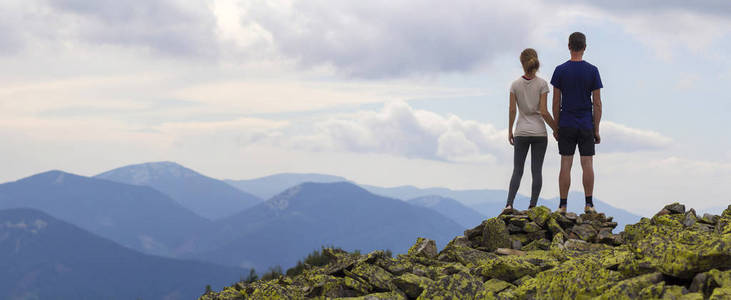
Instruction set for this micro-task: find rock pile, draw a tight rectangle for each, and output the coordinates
[201,203,731,299]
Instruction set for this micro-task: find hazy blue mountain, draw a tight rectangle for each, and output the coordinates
[96,162,260,220]
[193,182,465,271]
[362,184,640,231]
[362,184,510,206]
[0,208,244,300]
[408,195,486,228]
[0,171,208,257]
[225,173,348,200]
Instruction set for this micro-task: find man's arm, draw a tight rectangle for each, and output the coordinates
[539,92,556,132]
[593,89,602,144]
[552,87,561,140]
[508,92,517,145]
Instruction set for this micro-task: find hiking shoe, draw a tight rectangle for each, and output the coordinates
[501,205,514,215]
[584,205,597,214]
[557,206,567,214]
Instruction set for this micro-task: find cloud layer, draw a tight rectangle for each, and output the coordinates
[274,102,673,163]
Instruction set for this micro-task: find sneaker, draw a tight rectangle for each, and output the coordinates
[584,205,597,214]
[501,205,514,215]
[557,206,567,214]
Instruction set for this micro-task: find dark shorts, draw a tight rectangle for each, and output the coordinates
[558,127,595,156]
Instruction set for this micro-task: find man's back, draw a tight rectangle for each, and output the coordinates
[550,60,602,129]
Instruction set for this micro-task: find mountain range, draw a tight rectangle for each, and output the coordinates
[0,170,207,257]
[96,161,260,220]
[0,162,645,299]
[191,182,465,271]
[0,208,244,300]
[225,173,347,200]
[222,172,641,230]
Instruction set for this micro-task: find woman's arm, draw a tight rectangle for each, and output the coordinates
[539,92,557,132]
[508,92,517,145]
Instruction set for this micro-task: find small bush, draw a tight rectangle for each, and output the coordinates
[261,265,283,281]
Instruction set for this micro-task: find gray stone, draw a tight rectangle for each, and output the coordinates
[481,218,511,251]
[570,224,598,242]
[663,202,686,214]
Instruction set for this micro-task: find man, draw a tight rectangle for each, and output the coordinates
[550,32,603,214]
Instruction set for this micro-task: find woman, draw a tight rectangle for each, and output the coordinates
[503,48,557,213]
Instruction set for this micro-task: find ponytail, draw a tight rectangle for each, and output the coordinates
[520,48,540,75]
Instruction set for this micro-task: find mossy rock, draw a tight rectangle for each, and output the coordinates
[417,271,485,300]
[474,251,558,282]
[710,287,731,299]
[509,253,624,299]
[527,206,551,227]
[333,290,407,300]
[596,272,663,299]
[349,262,396,292]
[391,273,433,298]
[408,237,437,259]
[482,278,515,294]
[481,218,511,251]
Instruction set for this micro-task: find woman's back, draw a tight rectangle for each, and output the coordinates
[510,76,549,137]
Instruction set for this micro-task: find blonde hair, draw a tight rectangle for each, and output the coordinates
[520,48,540,75]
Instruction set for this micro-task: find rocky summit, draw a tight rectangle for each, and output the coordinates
[201,203,731,299]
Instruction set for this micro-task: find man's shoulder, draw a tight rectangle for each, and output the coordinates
[582,60,600,71]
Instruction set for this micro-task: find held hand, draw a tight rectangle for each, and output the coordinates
[509,132,514,145]
[595,131,601,144]
[553,130,559,141]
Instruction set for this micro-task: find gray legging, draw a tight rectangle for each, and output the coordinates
[506,136,548,208]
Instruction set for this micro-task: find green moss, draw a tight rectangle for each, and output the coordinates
[349,262,396,291]
[596,272,663,299]
[392,273,433,298]
[710,287,731,299]
[474,251,558,282]
[417,271,485,300]
[510,253,624,299]
[527,206,551,227]
[481,218,511,251]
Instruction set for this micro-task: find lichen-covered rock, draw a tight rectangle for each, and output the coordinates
[202,202,731,300]
[597,272,663,299]
[570,224,598,242]
[391,273,433,298]
[417,271,484,300]
[481,218,511,251]
[526,206,551,227]
[407,237,437,259]
[664,202,686,214]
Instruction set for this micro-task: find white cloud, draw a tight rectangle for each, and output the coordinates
[279,101,670,163]
[238,0,543,78]
[599,121,672,152]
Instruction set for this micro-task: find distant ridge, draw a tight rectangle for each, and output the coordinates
[0,170,208,256]
[225,173,348,200]
[193,181,465,271]
[0,208,244,300]
[96,161,261,220]
[408,195,486,228]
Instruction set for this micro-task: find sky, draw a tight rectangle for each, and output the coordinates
[0,0,729,216]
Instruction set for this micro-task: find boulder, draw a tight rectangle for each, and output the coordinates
[480,218,511,251]
[407,238,437,259]
[391,273,433,298]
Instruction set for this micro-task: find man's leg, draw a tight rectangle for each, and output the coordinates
[559,155,573,206]
[580,156,594,207]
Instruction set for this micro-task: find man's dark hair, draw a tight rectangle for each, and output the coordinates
[569,32,586,52]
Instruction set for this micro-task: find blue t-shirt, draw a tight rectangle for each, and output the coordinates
[550,60,603,129]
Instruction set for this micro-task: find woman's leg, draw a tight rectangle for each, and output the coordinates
[507,137,530,207]
[529,137,548,207]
